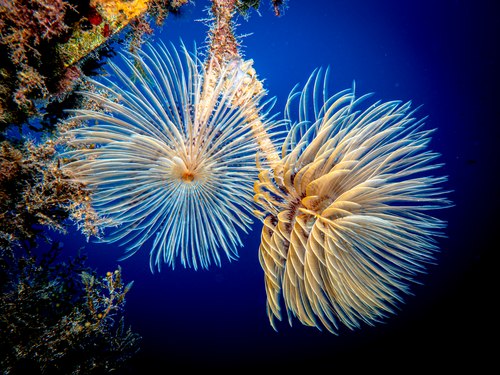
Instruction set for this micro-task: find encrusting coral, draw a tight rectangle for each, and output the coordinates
[0,0,189,134]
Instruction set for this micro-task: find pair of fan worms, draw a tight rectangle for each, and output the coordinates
[60,0,450,333]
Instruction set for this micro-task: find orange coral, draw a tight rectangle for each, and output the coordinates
[92,0,149,22]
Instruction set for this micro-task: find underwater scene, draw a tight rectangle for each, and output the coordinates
[0,0,495,373]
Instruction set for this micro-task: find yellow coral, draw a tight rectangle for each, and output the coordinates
[92,0,150,24]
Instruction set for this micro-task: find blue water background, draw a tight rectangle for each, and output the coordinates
[59,0,496,371]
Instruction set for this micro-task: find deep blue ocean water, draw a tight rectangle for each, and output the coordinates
[53,0,496,372]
